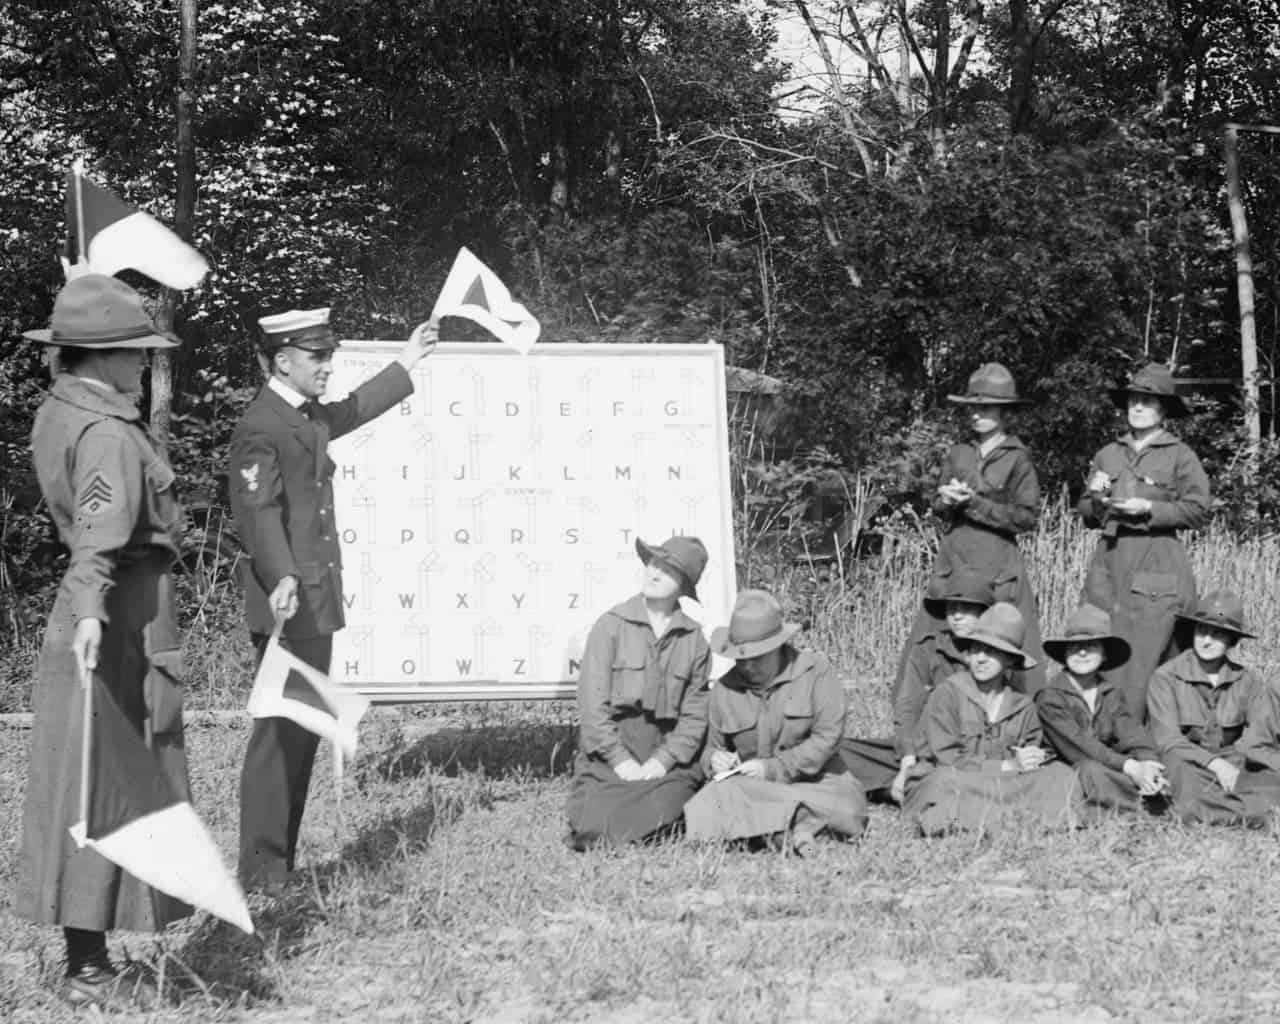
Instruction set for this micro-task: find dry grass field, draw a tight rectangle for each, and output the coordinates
[3,502,1280,1022]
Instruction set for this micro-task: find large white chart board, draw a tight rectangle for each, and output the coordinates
[325,341,736,701]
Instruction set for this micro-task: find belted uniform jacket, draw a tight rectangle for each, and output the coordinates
[229,364,413,637]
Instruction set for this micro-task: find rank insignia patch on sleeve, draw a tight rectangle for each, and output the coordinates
[78,473,115,515]
[240,463,260,493]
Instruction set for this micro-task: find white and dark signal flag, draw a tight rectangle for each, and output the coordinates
[70,675,253,934]
[431,246,541,354]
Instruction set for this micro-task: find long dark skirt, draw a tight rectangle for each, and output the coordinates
[1163,755,1280,826]
[16,561,192,932]
[684,772,867,843]
[839,736,900,798]
[565,755,701,846]
[904,761,1081,836]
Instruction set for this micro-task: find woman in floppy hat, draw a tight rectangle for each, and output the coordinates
[841,570,995,804]
[1035,605,1168,815]
[1077,363,1209,720]
[1146,590,1280,825]
[14,275,189,1007]
[683,590,867,855]
[902,602,1081,836]
[565,535,712,849]
[894,362,1047,698]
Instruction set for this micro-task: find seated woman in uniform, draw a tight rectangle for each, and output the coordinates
[1147,590,1280,826]
[842,571,995,803]
[684,590,867,855]
[565,536,711,849]
[1035,604,1168,815]
[903,603,1080,836]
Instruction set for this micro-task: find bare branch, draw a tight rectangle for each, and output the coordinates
[895,0,935,93]
[837,0,893,92]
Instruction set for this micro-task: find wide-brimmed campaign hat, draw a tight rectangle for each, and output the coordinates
[710,590,802,660]
[258,307,338,354]
[635,535,708,601]
[946,363,1027,405]
[1176,589,1255,640]
[1043,604,1131,671]
[1108,363,1189,418]
[923,570,998,618]
[961,601,1037,669]
[23,274,178,349]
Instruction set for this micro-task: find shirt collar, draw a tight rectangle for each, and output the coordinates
[268,375,308,408]
[612,593,699,636]
[1168,647,1245,684]
[50,374,141,422]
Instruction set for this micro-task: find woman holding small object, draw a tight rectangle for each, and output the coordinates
[894,363,1045,697]
[684,590,867,855]
[903,603,1080,836]
[565,536,712,849]
[1078,364,1209,719]
[15,275,189,1008]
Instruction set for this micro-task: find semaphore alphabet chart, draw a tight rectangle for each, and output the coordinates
[324,341,736,701]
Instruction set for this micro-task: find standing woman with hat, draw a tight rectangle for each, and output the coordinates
[903,603,1080,836]
[1078,364,1209,719]
[684,590,867,854]
[1146,590,1280,825]
[895,363,1046,696]
[565,536,712,849]
[1035,605,1169,815]
[15,275,189,1006]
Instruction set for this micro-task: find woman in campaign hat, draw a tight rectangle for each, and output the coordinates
[893,362,1047,702]
[1146,589,1280,825]
[565,536,713,849]
[842,569,996,804]
[15,275,188,1008]
[1035,605,1170,816]
[683,590,867,855]
[1078,363,1210,720]
[902,603,1082,835]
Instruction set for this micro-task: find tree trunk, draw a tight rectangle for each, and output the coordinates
[1224,124,1261,468]
[1008,0,1035,132]
[152,0,198,451]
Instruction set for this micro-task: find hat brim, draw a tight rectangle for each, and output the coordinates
[923,593,994,617]
[1109,387,1189,418]
[710,622,801,660]
[1043,634,1131,671]
[23,327,178,349]
[1175,612,1255,640]
[635,538,699,601]
[961,632,1037,670]
[946,394,1027,405]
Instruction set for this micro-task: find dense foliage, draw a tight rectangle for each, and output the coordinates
[2,0,1279,635]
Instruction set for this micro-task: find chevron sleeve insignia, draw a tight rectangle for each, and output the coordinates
[77,472,116,515]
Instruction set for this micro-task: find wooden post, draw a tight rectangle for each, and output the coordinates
[1223,124,1260,465]
[151,0,199,450]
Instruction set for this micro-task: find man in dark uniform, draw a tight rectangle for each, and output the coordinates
[229,306,437,891]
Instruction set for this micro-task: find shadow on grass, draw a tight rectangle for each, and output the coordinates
[170,793,465,1009]
[373,722,577,782]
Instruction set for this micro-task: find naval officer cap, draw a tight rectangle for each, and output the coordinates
[257,307,338,354]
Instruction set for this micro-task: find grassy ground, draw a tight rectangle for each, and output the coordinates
[4,502,1280,1021]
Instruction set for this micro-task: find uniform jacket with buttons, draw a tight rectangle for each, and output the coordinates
[576,594,710,769]
[1146,648,1265,767]
[1077,431,1209,538]
[894,629,968,758]
[931,437,1039,574]
[229,363,413,637]
[702,648,848,783]
[31,375,181,625]
[920,670,1042,770]
[1034,671,1156,771]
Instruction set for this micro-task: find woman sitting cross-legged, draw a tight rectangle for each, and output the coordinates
[564,536,711,850]
[1035,604,1169,816]
[841,570,995,803]
[684,590,868,855]
[903,602,1081,836]
[1147,589,1280,826]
